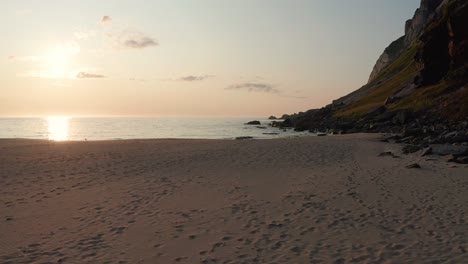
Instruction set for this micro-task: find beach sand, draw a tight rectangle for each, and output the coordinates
[0,134,466,263]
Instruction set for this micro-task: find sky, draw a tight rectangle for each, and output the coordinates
[1,0,420,117]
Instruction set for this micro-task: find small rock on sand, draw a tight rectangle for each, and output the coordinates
[406,163,421,169]
[236,136,254,140]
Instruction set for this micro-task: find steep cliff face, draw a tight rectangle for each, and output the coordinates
[416,0,468,86]
[368,0,444,83]
[405,0,445,45]
[283,0,467,132]
[368,37,405,82]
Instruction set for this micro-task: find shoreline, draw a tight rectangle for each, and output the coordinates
[1,134,466,263]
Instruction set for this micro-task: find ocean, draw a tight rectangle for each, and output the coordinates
[0,117,310,141]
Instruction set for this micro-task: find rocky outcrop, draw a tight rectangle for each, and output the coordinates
[275,0,467,141]
[271,0,467,163]
[405,0,444,45]
[415,0,468,86]
[245,121,261,125]
[368,36,405,83]
[368,0,444,83]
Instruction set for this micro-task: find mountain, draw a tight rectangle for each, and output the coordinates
[280,0,467,139]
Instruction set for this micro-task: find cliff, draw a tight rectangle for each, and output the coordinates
[279,0,468,142]
[368,0,444,83]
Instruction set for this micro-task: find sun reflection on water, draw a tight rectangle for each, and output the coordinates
[46,116,70,141]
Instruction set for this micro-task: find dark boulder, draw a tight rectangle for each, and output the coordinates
[235,136,254,140]
[431,144,468,156]
[280,118,294,128]
[245,121,261,125]
[403,144,422,154]
[406,163,421,169]
[393,110,412,125]
[421,147,433,156]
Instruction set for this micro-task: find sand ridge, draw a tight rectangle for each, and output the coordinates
[0,135,466,263]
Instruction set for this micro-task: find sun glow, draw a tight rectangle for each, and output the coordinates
[46,116,70,141]
[42,42,80,79]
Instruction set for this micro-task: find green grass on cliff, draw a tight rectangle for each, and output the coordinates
[391,80,468,119]
[336,46,418,118]
[390,81,449,111]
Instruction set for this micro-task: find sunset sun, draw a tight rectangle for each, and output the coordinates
[42,43,80,79]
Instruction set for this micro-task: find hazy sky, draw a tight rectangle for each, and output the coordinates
[1,0,420,117]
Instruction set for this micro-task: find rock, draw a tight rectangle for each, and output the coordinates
[280,114,290,119]
[262,133,279,135]
[270,121,282,127]
[235,136,253,140]
[369,36,406,83]
[431,144,468,156]
[374,111,395,122]
[316,133,327,137]
[444,131,458,139]
[393,110,411,125]
[378,152,394,157]
[421,147,433,156]
[378,151,399,158]
[256,126,267,129]
[406,163,421,169]
[447,154,458,163]
[403,145,421,154]
[403,128,423,137]
[268,116,277,120]
[399,136,415,143]
[245,121,261,125]
[280,118,294,128]
[447,154,468,164]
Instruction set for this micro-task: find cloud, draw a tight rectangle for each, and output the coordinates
[101,16,112,24]
[76,72,105,79]
[109,30,158,49]
[123,36,158,49]
[226,82,280,93]
[178,75,213,81]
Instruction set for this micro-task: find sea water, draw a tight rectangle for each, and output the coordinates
[0,117,310,141]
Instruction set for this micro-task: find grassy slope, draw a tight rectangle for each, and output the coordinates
[336,46,418,118]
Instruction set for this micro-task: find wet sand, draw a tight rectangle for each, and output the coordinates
[0,134,466,263]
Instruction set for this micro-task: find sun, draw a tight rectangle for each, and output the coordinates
[46,49,69,78]
[43,43,80,79]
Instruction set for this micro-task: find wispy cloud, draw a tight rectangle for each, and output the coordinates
[76,72,105,79]
[109,29,158,49]
[226,82,280,93]
[178,75,214,82]
[101,16,112,24]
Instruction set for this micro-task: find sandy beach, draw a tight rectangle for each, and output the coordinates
[0,134,466,263]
